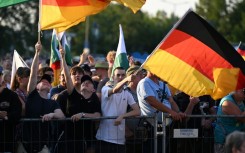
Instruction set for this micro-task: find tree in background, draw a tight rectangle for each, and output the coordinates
[196,0,245,43]
[0,2,178,58]
[0,1,39,58]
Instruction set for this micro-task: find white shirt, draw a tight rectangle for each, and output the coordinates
[96,85,136,144]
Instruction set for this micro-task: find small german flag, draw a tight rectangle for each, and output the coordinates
[142,10,245,100]
[237,42,245,60]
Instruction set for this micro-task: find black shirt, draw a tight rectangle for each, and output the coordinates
[57,88,101,140]
[0,88,21,152]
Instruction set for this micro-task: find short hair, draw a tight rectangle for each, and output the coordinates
[70,66,84,75]
[112,67,125,77]
[38,66,53,76]
[225,131,245,153]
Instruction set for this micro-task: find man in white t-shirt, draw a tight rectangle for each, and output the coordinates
[96,67,140,153]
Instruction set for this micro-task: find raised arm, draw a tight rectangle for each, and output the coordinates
[60,48,73,94]
[108,74,135,97]
[27,42,41,94]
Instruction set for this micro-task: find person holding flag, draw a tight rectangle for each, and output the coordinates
[137,71,186,153]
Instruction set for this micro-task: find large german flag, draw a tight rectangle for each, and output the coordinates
[142,10,245,99]
[237,42,245,60]
[40,0,110,33]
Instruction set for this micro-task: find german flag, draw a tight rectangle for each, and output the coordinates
[237,42,245,60]
[40,0,110,33]
[142,10,245,99]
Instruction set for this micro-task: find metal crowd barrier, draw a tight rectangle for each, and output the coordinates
[161,114,245,153]
[1,114,244,153]
[0,116,156,153]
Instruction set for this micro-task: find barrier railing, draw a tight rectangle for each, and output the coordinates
[161,114,245,153]
[1,114,244,153]
[0,115,156,153]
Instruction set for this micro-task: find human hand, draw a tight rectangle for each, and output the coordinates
[127,74,136,82]
[59,47,65,59]
[0,111,7,119]
[170,111,182,122]
[178,111,187,118]
[88,55,95,66]
[35,42,42,54]
[41,113,54,122]
[71,113,83,122]
[114,115,124,126]
[189,97,200,105]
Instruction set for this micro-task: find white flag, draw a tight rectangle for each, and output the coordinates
[10,50,29,88]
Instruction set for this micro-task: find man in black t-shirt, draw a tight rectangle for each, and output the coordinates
[24,42,65,153]
[0,70,22,153]
[56,48,101,153]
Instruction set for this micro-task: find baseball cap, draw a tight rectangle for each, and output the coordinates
[126,65,140,76]
[81,75,94,85]
[81,64,91,72]
[95,61,109,69]
[37,74,52,84]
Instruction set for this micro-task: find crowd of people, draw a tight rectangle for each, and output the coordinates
[0,42,245,153]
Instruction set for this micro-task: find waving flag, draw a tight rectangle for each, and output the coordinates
[10,50,29,88]
[237,42,245,60]
[111,24,129,78]
[0,0,30,8]
[40,0,110,33]
[142,10,245,99]
[50,29,72,86]
[113,0,146,13]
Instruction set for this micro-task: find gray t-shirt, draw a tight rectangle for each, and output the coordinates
[137,77,172,125]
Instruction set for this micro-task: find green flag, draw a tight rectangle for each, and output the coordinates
[50,29,72,86]
[0,0,31,8]
[111,24,129,78]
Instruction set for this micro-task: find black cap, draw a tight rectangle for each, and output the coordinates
[37,74,52,84]
[81,64,91,72]
[81,75,93,85]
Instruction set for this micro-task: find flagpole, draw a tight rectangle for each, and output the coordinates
[238,41,242,49]
[38,0,41,43]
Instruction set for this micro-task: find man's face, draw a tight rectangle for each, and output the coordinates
[59,73,66,86]
[37,79,51,91]
[113,69,126,83]
[80,80,95,93]
[45,71,54,83]
[71,71,83,85]
[3,59,12,70]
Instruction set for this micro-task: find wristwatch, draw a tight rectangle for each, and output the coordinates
[81,112,86,118]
